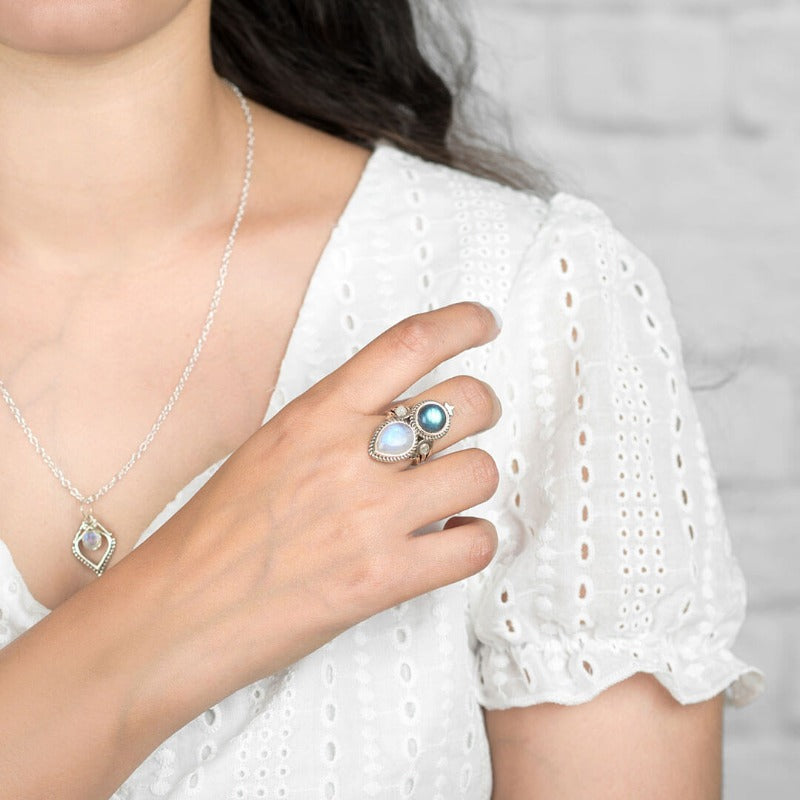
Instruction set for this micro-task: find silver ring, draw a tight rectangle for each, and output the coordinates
[368,400,455,465]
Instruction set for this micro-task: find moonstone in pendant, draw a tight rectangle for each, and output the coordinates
[374,421,416,457]
[72,514,116,577]
[81,529,103,551]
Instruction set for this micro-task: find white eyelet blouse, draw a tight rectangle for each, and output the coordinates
[0,142,764,799]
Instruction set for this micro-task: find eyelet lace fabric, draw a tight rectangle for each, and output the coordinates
[0,143,763,799]
[467,191,764,711]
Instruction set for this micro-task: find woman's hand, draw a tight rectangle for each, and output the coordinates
[0,300,503,800]
[162,299,504,690]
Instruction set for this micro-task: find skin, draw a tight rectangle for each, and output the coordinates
[0,1,724,797]
[485,674,723,800]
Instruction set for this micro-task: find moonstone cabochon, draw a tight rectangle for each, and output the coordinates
[371,420,416,459]
[81,529,103,551]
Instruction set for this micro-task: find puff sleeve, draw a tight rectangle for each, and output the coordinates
[468,192,765,710]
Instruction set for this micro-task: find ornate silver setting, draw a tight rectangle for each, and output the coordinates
[71,512,116,577]
[368,400,455,465]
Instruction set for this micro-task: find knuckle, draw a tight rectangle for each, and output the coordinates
[390,315,437,360]
[469,449,500,492]
[458,376,495,419]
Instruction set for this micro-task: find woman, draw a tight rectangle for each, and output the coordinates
[0,1,763,798]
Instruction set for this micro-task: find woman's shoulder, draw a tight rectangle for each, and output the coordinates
[360,142,635,295]
[375,153,766,714]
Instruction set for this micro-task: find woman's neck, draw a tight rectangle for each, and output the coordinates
[0,1,243,276]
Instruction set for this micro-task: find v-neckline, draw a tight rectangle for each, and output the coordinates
[0,141,388,617]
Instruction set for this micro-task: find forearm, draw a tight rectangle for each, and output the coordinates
[0,510,241,800]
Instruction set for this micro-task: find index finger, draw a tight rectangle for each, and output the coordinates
[318,301,501,413]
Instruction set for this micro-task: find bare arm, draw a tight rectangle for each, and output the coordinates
[0,519,238,798]
[485,673,723,800]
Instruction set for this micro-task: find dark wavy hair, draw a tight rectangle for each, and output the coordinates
[209,0,555,197]
[209,2,744,395]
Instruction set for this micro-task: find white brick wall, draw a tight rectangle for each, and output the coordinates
[470,1,799,795]
[731,9,800,132]
[554,15,725,131]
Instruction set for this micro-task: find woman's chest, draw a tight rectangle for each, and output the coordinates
[116,583,492,800]
[0,250,309,609]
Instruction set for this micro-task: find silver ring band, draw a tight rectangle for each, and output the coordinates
[368,400,455,465]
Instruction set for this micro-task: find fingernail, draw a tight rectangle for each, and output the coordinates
[484,304,503,331]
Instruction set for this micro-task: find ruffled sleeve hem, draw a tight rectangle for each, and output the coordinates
[475,637,766,711]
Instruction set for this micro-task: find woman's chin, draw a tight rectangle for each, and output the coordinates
[0,0,194,57]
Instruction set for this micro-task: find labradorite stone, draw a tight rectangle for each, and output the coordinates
[375,421,416,456]
[417,403,447,433]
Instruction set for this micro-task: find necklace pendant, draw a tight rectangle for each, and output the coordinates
[72,513,116,577]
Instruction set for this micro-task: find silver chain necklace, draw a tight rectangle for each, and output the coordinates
[0,79,254,576]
